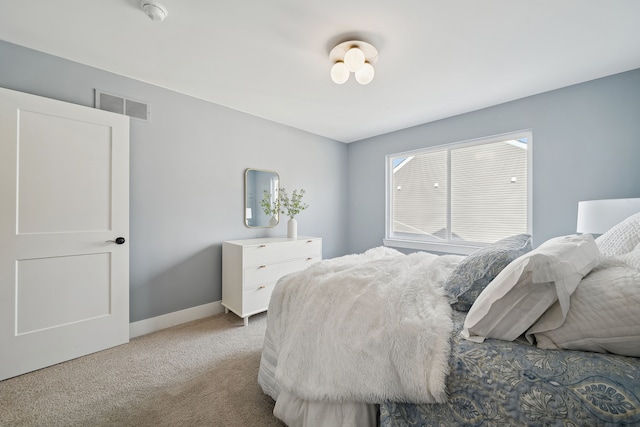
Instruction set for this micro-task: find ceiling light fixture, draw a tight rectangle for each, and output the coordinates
[329,40,378,85]
[140,0,168,22]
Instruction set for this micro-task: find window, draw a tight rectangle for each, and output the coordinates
[384,131,531,254]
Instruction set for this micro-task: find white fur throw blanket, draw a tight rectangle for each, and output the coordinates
[267,247,462,404]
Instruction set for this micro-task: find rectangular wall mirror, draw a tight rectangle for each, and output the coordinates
[245,168,279,228]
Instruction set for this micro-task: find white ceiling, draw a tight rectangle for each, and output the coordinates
[1,1,640,143]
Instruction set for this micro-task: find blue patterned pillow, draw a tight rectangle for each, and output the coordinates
[444,234,532,312]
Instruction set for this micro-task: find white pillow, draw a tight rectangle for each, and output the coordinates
[528,262,640,356]
[596,211,640,256]
[461,234,599,343]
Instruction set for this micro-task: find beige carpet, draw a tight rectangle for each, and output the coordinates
[0,312,284,427]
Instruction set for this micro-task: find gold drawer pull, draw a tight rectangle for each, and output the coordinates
[259,244,266,248]
[258,285,266,289]
[306,257,313,261]
[306,240,313,243]
[258,265,267,269]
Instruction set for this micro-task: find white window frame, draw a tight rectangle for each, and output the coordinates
[383,130,533,255]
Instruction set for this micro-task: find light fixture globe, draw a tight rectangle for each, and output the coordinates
[344,47,365,72]
[355,62,375,85]
[329,40,378,85]
[331,62,350,84]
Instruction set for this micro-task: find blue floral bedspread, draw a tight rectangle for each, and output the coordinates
[380,311,640,426]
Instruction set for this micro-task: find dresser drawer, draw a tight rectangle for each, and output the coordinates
[243,256,320,289]
[243,238,321,267]
[222,236,322,325]
[243,282,276,314]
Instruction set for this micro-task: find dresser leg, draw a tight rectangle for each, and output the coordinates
[224,307,229,314]
[244,317,249,327]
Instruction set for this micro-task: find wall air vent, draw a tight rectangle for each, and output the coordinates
[95,90,150,122]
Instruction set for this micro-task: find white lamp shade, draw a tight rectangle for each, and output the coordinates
[577,198,640,234]
[355,62,375,84]
[330,62,349,84]
[344,47,365,72]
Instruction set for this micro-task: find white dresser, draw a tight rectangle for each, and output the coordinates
[222,236,322,325]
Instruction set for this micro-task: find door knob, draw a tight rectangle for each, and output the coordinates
[106,237,126,244]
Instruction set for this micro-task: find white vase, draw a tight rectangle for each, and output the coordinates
[287,218,297,239]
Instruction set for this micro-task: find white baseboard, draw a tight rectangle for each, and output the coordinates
[129,301,225,339]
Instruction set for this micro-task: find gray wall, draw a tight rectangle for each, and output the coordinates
[3,39,639,322]
[0,40,348,322]
[347,69,640,254]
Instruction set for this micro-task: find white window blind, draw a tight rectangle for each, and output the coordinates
[385,131,531,254]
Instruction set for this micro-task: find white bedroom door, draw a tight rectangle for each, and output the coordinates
[0,87,130,381]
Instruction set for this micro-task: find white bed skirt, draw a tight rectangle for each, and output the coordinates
[258,321,376,427]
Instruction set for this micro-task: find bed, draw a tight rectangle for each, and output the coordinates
[258,212,640,426]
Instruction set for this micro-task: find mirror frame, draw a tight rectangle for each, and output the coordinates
[244,168,280,228]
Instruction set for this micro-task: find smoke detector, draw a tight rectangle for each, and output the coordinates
[141,1,168,22]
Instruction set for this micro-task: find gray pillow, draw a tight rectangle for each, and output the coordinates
[444,234,532,311]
